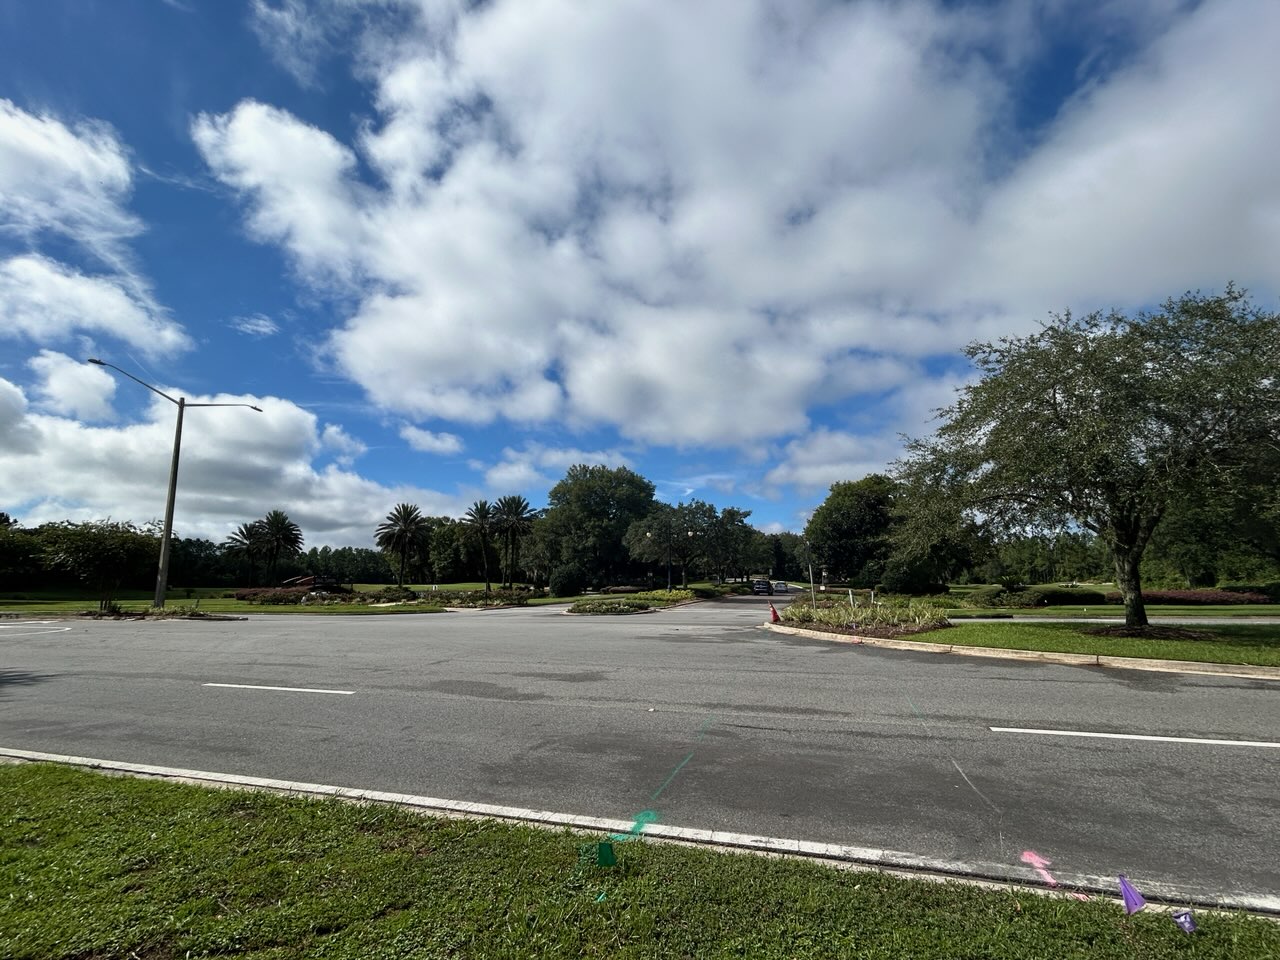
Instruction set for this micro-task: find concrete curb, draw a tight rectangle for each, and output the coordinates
[762,623,1280,681]
[4,747,1277,916]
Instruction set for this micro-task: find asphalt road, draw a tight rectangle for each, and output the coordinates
[3,596,1278,908]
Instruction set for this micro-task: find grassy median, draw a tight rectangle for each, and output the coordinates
[3,764,1277,959]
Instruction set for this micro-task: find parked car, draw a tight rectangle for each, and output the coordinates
[773,581,788,593]
[751,579,774,595]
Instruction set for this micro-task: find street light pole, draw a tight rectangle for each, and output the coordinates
[803,537,818,608]
[87,359,262,608]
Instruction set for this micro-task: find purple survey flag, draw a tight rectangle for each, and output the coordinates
[1118,875,1146,914]
[1172,910,1197,933]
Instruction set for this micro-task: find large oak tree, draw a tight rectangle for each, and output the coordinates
[896,286,1279,627]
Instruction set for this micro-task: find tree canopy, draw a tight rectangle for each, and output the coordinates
[896,286,1280,626]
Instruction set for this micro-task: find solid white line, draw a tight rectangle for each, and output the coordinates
[4,745,1280,915]
[990,727,1280,748]
[203,682,354,695]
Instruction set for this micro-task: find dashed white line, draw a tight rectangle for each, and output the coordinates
[990,727,1280,748]
[203,682,354,695]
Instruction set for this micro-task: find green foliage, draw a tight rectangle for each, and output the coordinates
[38,520,159,610]
[463,499,495,591]
[967,585,1108,608]
[548,562,587,598]
[803,475,897,586]
[897,286,1280,627]
[419,588,530,607]
[233,587,311,605]
[493,494,537,588]
[542,464,656,586]
[569,597,653,614]
[782,595,949,630]
[375,502,430,587]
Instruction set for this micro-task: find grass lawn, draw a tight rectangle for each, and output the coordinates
[934,622,1280,667]
[0,597,445,617]
[4,764,1274,959]
[947,604,1280,619]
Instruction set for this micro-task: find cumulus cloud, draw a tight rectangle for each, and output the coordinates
[27,350,117,420]
[400,424,463,455]
[321,423,367,464]
[213,0,1280,487]
[0,376,469,545]
[481,441,631,492]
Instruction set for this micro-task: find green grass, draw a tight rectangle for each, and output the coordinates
[4,764,1274,959]
[0,597,445,617]
[929,622,1280,667]
[947,603,1280,618]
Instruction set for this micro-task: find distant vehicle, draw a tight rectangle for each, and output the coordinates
[773,581,788,593]
[751,579,773,595]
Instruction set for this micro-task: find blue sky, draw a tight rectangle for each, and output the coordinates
[2,0,1277,547]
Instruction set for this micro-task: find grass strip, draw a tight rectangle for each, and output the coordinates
[933,623,1280,667]
[3,764,1277,959]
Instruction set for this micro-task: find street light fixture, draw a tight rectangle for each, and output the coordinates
[87,358,263,608]
[646,520,695,592]
[803,537,819,608]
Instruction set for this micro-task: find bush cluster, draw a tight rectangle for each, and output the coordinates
[569,598,654,614]
[1102,588,1271,605]
[967,584,1107,608]
[781,596,949,629]
[549,563,587,598]
[1220,582,1280,602]
[422,589,530,607]
[233,587,311,605]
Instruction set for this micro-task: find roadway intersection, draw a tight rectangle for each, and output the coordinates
[2,597,1277,910]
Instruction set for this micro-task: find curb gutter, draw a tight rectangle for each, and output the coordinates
[761,623,1280,681]
[3,748,1277,917]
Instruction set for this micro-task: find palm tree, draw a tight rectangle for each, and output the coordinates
[259,509,304,583]
[463,500,495,592]
[494,494,536,588]
[375,503,429,587]
[223,521,265,586]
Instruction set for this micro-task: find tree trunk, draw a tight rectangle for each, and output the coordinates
[397,549,406,587]
[481,537,491,592]
[1112,549,1149,628]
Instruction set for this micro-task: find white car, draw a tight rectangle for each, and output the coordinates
[773,581,789,593]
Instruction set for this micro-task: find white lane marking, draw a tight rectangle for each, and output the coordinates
[0,623,72,637]
[991,727,1280,748]
[4,745,1280,915]
[203,682,354,695]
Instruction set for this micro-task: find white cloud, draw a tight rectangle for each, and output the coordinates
[763,429,901,493]
[0,255,190,358]
[192,100,369,285]
[230,313,280,337]
[321,423,367,464]
[399,424,463,455]
[201,0,1280,462]
[481,441,631,492]
[0,98,138,264]
[27,350,117,420]
[0,376,469,546]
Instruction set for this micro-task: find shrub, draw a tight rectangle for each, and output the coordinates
[781,595,949,630]
[1102,588,1271,605]
[549,563,587,598]
[878,559,946,597]
[1220,582,1280,602]
[360,585,420,603]
[421,589,529,608]
[1025,586,1108,606]
[233,587,310,605]
[569,598,653,614]
[969,585,1009,607]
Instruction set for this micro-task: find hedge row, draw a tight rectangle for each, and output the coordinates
[1102,588,1271,605]
[569,598,654,614]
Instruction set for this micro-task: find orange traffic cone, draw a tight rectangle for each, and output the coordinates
[769,602,780,623]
